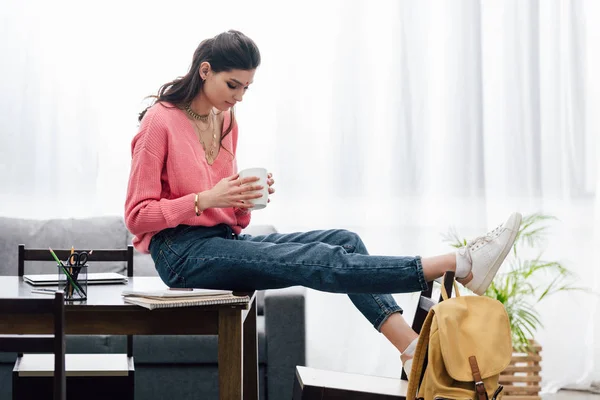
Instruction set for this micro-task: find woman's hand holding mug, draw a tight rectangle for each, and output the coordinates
[200,173,264,210]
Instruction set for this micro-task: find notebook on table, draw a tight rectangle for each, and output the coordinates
[121,288,249,310]
[23,272,128,286]
[122,295,250,310]
[121,288,232,298]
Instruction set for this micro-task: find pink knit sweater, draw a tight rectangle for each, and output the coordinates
[124,102,251,253]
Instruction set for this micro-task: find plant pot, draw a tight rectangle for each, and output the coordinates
[499,339,542,399]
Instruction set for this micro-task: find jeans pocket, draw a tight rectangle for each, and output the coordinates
[162,227,197,259]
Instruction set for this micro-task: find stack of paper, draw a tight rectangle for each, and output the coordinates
[121,288,249,310]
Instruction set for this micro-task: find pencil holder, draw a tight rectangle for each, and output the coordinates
[58,263,88,301]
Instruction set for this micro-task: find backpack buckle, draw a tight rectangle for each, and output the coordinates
[470,356,489,400]
[474,381,489,400]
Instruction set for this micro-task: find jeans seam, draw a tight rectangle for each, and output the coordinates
[163,240,187,260]
[372,294,388,313]
[374,304,403,331]
[193,254,413,271]
[159,249,186,287]
[414,256,428,291]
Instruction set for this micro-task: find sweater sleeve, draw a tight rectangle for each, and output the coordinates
[124,112,197,236]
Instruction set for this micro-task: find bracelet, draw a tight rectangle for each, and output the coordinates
[194,193,202,216]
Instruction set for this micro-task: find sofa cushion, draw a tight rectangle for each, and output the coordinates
[241,225,277,237]
[124,230,159,277]
[0,216,129,276]
[135,365,267,400]
[134,250,159,276]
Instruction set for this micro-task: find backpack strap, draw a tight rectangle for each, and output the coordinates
[406,310,434,400]
[468,356,489,400]
[440,277,460,300]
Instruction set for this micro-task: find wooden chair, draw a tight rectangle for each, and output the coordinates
[15,245,134,399]
[0,291,66,400]
[293,271,456,400]
[18,245,134,356]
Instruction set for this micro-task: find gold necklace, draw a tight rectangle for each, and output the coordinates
[185,103,211,122]
[194,111,213,133]
[192,115,220,164]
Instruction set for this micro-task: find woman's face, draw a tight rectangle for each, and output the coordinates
[201,63,256,111]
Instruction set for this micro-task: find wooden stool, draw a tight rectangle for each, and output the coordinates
[293,366,407,400]
[14,354,134,400]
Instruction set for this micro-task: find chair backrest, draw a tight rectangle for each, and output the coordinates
[18,244,135,357]
[400,271,455,381]
[18,244,134,277]
[0,291,66,400]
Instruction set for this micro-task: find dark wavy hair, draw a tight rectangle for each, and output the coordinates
[138,30,261,147]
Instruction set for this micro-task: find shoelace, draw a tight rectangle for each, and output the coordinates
[467,223,504,252]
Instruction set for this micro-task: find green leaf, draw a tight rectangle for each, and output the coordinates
[440,226,467,249]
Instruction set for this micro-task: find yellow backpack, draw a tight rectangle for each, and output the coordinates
[406,280,513,400]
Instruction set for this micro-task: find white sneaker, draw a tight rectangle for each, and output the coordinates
[401,336,418,378]
[403,358,413,377]
[457,212,522,295]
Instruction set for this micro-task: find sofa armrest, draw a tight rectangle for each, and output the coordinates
[264,286,306,400]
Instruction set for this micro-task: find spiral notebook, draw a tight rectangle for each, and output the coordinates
[122,293,250,310]
[121,288,232,298]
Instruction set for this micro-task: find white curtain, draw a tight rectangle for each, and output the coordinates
[1,0,598,392]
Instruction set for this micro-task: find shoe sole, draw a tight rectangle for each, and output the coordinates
[470,212,522,295]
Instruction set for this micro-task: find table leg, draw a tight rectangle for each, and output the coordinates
[219,309,243,399]
[243,298,258,400]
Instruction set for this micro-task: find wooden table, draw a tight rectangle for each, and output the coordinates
[0,276,258,400]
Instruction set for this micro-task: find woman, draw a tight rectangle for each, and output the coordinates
[124,30,521,375]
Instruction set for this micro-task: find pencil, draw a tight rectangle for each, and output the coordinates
[48,247,62,265]
[49,248,85,298]
[69,247,75,298]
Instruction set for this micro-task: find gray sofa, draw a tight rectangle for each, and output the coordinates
[0,216,306,400]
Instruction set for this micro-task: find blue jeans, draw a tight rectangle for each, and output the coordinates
[148,224,428,331]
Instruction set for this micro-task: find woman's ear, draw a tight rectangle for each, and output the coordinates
[199,61,212,81]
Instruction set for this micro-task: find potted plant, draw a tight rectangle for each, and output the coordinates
[442,213,585,399]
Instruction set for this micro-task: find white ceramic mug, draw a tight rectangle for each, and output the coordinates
[238,167,269,210]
